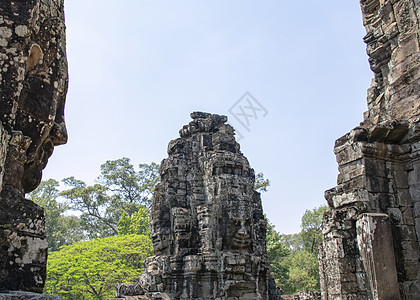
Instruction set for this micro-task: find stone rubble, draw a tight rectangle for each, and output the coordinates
[115,112,281,300]
[319,0,420,299]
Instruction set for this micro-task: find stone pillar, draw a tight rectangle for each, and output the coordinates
[407,157,420,252]
[319,0,420,298]
[356,213,400,300]
[0,0,68,292]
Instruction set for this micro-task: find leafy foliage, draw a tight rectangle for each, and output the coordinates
[118,206,151,236]
[44,234,153,299]
[61,178,118,238]
[300,205,328,254]
[28,159,159,298]
[60,159,159,239]
[27,179,85,251]
[287,250,320,292]
[266,218,291,291]
[279,233,304,252]
[267,205,328,294]
[99,159,160,212]
[254,172,270,192]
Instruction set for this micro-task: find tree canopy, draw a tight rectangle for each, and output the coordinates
[27,158,159,246]
[60,158,159,239]
[44,234,153,299]
[254,172,270,192]
[300,205,328,254]
[27,179,84,251]
[267,205,328,294]
[118,206,151,236]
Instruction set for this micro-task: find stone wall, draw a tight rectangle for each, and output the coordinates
[0,0,68,292]
[116,112,281,300]
[319,0,420,299]
[362,0,420,125]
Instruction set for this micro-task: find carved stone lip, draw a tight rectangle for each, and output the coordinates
[232,235,251,247]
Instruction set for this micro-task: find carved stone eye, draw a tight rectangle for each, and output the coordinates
[26,44,43,74]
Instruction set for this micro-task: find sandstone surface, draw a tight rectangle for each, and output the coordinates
[0,0,68,292]
[319,0,420,299]
[116,112,281,300]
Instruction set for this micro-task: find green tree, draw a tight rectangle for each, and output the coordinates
[279,233,303,252]
[266,219,291,292]
[60,159,159,239]
[268,205,328,294]
[254,172,270,192]
[61,177,117,238]
[99,159,160,212]
[27,179,85,251]
[44,234,153,299]
[300,205,328,254]
[118,206,150,236]
[287,250,320,292]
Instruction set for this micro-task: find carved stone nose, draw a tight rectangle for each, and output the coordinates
[238,223,248,236]
[50,121,68,146]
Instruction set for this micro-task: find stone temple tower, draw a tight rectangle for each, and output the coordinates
[116,112,281,299]
[319,0,420,299]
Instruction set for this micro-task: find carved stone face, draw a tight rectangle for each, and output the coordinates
[0,1,68,193]
[18,41,68,193]
[232,219,251,249]
[230,218,252,250]
[16,70,68,193]
[172,207,190,233]
[151,233,168,252]
[151,221,170,254]
[223,207,253,252]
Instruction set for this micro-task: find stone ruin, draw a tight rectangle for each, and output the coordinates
[116,112,281,299]
[319,0,420,299]
[3,0,420,299]
[0,0,68,293]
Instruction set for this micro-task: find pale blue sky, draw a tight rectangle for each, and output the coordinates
[44,0,372,234]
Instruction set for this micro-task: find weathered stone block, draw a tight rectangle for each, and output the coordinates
[356,213,400,300]
[401,280,420,298]
[366,175,389,193]
[340,280,359,294]
[364,158,387,178]
[396,188,412,207]
[401,206,415,225]
[338,162,366,184]
[402,259,420,280]
[407,164,420,186]
[331,190,370,209]
[408,184,420,202]
[388,207,404,224]
[394,169,410,189]
[335,144,364,166]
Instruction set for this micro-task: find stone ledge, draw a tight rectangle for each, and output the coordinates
[0,292,63,300]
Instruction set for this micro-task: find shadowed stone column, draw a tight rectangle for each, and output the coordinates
[319,0,420,299]
[0,0,68,292]
[356,213,400,300]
